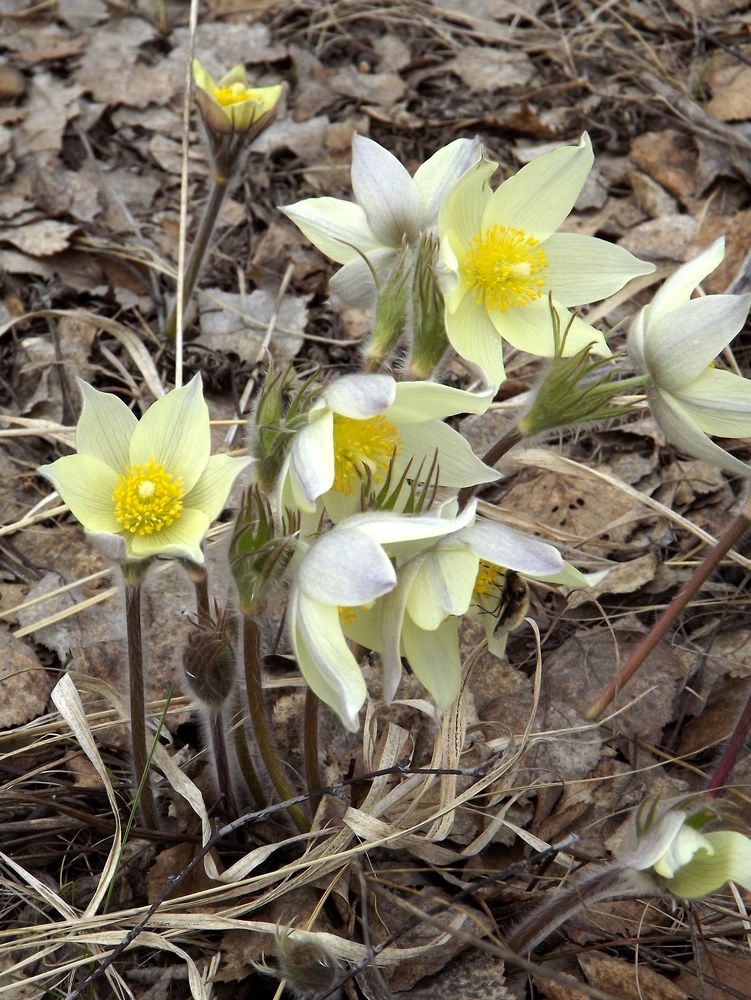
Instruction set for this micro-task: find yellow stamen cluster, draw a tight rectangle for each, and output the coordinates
[464,225,548,312]
[113,457,183,536]
[332,414,401,494]
[338,606,357,627]
[474,559,506,598]
[211,83,257,107]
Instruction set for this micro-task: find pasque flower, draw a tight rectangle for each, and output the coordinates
[288,505,477,729]
[627,238,751,477]
[438,134,655,385]
[278,373,498,518]
[192,59,281,137]
[39,376,251,564]
[281,134,481,307]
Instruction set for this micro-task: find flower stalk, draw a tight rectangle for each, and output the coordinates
[304,688,322,819]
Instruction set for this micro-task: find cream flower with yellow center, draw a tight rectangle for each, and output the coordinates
[192,59,281,135]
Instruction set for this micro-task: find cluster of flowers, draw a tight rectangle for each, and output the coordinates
[37,62,751,894]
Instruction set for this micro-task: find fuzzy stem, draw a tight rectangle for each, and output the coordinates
[193,571,211,622]
[242,615,310,832]
[123,580,159,830]
[457,426,523,511]
[587,504,751,720]
[207,709,239,817]
[230,702,267,807]
[304,687,322,820]
[164,174,229,341]
[706,692,751,794]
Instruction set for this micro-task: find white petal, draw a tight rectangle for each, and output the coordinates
[351,134,422,245]
[649,389,751,478]
[129,375,210,493]
[183,454,252,521]
[329,248,397,308]
[647,238,725,329]
[493,296,609,358]
[324,373,396,418]
[38,454,120,534]
[281,197,383,264]
[438,229,465,312]
[387,382,493,422]
[668,831,751,899]
[406,548,477,629]
[289,410,335,509]
[413,137,482,228]
[402,616,461,710]
[627,308,648,374]
[397,420,499,487]
[645,293,751,390]
[484,134,593,242]
[532,564,604,588]
[290,589,367,731]
[129,507,210,563]
[75,381,137,473]
[459,520,564,575]
[380,561,416,702]
[543,233,655,306]
[673,368,751,437]
[343,500,477,546]
[298,527,396,605]
[445,289,506,386]
[438,155,496,249]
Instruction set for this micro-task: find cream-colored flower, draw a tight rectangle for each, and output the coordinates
[39,376,251,564]
[438,135,655,385]
[192,59,281,136]
[628,238,751,477]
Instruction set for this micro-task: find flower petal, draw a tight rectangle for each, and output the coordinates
[673,368,751,437]
[402,615,462,710]
[75,381,137,473]
[543,233,655,306]
[380,561,416,702]
[129,507,211,563]
[413,137,482,229]
[281,197,383,264]
[343,500,478,547]
[387,382,493,422]
[645,293,751,389]
[351,134,422,245]
[444,289,506,386]
[324,373,396,418]
[484,134,593,242]
[648,238,725,329]
[290,589,367,731]
[129,375,210,493]
[668,830,751,899]
[38,454,121,534]
[396,419,499,487]
[627,308,648,374]
[297,527,397,606]
[438,155,496,249]
[459,520,564,575]
[649,388,751,478]
[289,410,335,510]
[329,248,398,308]
[183,453,252,522]
[492,296,609,358]
[406,548,478,629]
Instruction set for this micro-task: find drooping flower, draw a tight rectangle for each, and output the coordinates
[627,238,751,478]
[288,505,477,729]
[39,376,251,564]
[438,134,655,386]
[192,59,281,137]
[281,134,482,308]
[277,373,499,518]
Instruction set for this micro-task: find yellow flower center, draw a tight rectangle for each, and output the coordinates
[463,225,548,312]
[113,457,184,536]
[474,559,504,599]
[211,82,257,107]
[338,606,357,627]
[332,414,401,494]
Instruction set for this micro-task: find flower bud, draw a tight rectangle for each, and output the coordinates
[365,247,412,370]
[408,234,449,379]
[183,605,236,709]
[249,365,317,493]
[229,488,297,615]
[256,926,342,999]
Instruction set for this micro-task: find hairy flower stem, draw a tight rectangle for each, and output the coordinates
[207,709,239,817]
[304,688,322,819]
[242,615,310,832]
[192,570,211,622]
[706,692,751,794]
[457,426,523,511]
[587,500,751,720]
[164,174,229,341]
[122,577,159,830]
[230,702,267,807]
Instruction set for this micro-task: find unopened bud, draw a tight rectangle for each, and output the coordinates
[229,488,297,615]
[408,234,449,379]
[183,605,236,709]
[249,365,317,493]
[365,248,412,370]
[256,926,342,999]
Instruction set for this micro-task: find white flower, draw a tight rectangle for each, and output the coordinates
[628,238,751,477]
[438,134,655,386]
[281,134,481,307]
[380,514,595,708]
[39,376,251,564]
[288,505,477,729]
[279,373,499,518]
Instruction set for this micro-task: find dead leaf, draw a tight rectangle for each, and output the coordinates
[58,0,108,29]
[630,129,697,200]
[0,626,50,726]
[329,66,406,106]
[253,115,330,159]
[407,949,512,999]
[578,953,685,999]
[0,61,25,100]
[446,46,535,92]
[0,220,78,256]
[199,288,308,362]
[619,214,699,262]
[694,209,751,292]
[675,942,751,1000]
[14,72,83,156]
[706,50,751,122]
